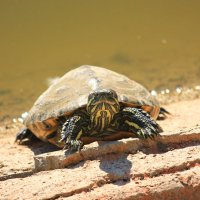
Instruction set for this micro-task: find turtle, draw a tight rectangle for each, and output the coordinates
[16,65,163,151]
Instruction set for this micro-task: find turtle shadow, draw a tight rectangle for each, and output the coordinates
[19,139,60,155]
[99,153,132,185]
[97,141,132,186]
[64,140,132,185]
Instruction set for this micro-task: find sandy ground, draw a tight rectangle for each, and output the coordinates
[0,98,200,199]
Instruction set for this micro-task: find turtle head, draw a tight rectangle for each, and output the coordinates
[87,89,120,132]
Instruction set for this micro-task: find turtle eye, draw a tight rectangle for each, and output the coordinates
[110,91,118,99]
[95,93,101,100]
[88,93,95,101]
[88,92,99,105]
[107,96,114,101]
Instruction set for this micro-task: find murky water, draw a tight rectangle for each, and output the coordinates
[1,0,200,119]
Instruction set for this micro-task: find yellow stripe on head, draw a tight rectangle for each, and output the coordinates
[87,89,120,132]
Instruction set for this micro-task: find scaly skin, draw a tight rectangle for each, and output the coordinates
[59,89,162,151]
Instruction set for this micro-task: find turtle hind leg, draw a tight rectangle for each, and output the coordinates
[112,107,163,139]
[157,107,171,120]
[15,128,38,144]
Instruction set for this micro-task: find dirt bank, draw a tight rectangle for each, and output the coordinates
[0,99,200,199]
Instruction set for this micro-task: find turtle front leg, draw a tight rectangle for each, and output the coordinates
[112,107,163,139]
[59,112,90,151]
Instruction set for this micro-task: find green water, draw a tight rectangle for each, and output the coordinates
[1,0,200,118]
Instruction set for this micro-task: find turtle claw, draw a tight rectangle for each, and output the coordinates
[63,140,83,152]
[137,127,160,140]
[15,128,30,143]
[15,128,38,144]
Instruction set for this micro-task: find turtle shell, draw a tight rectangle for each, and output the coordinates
[24,65,160,141]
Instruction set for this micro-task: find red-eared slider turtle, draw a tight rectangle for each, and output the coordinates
[16,65,163,151]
